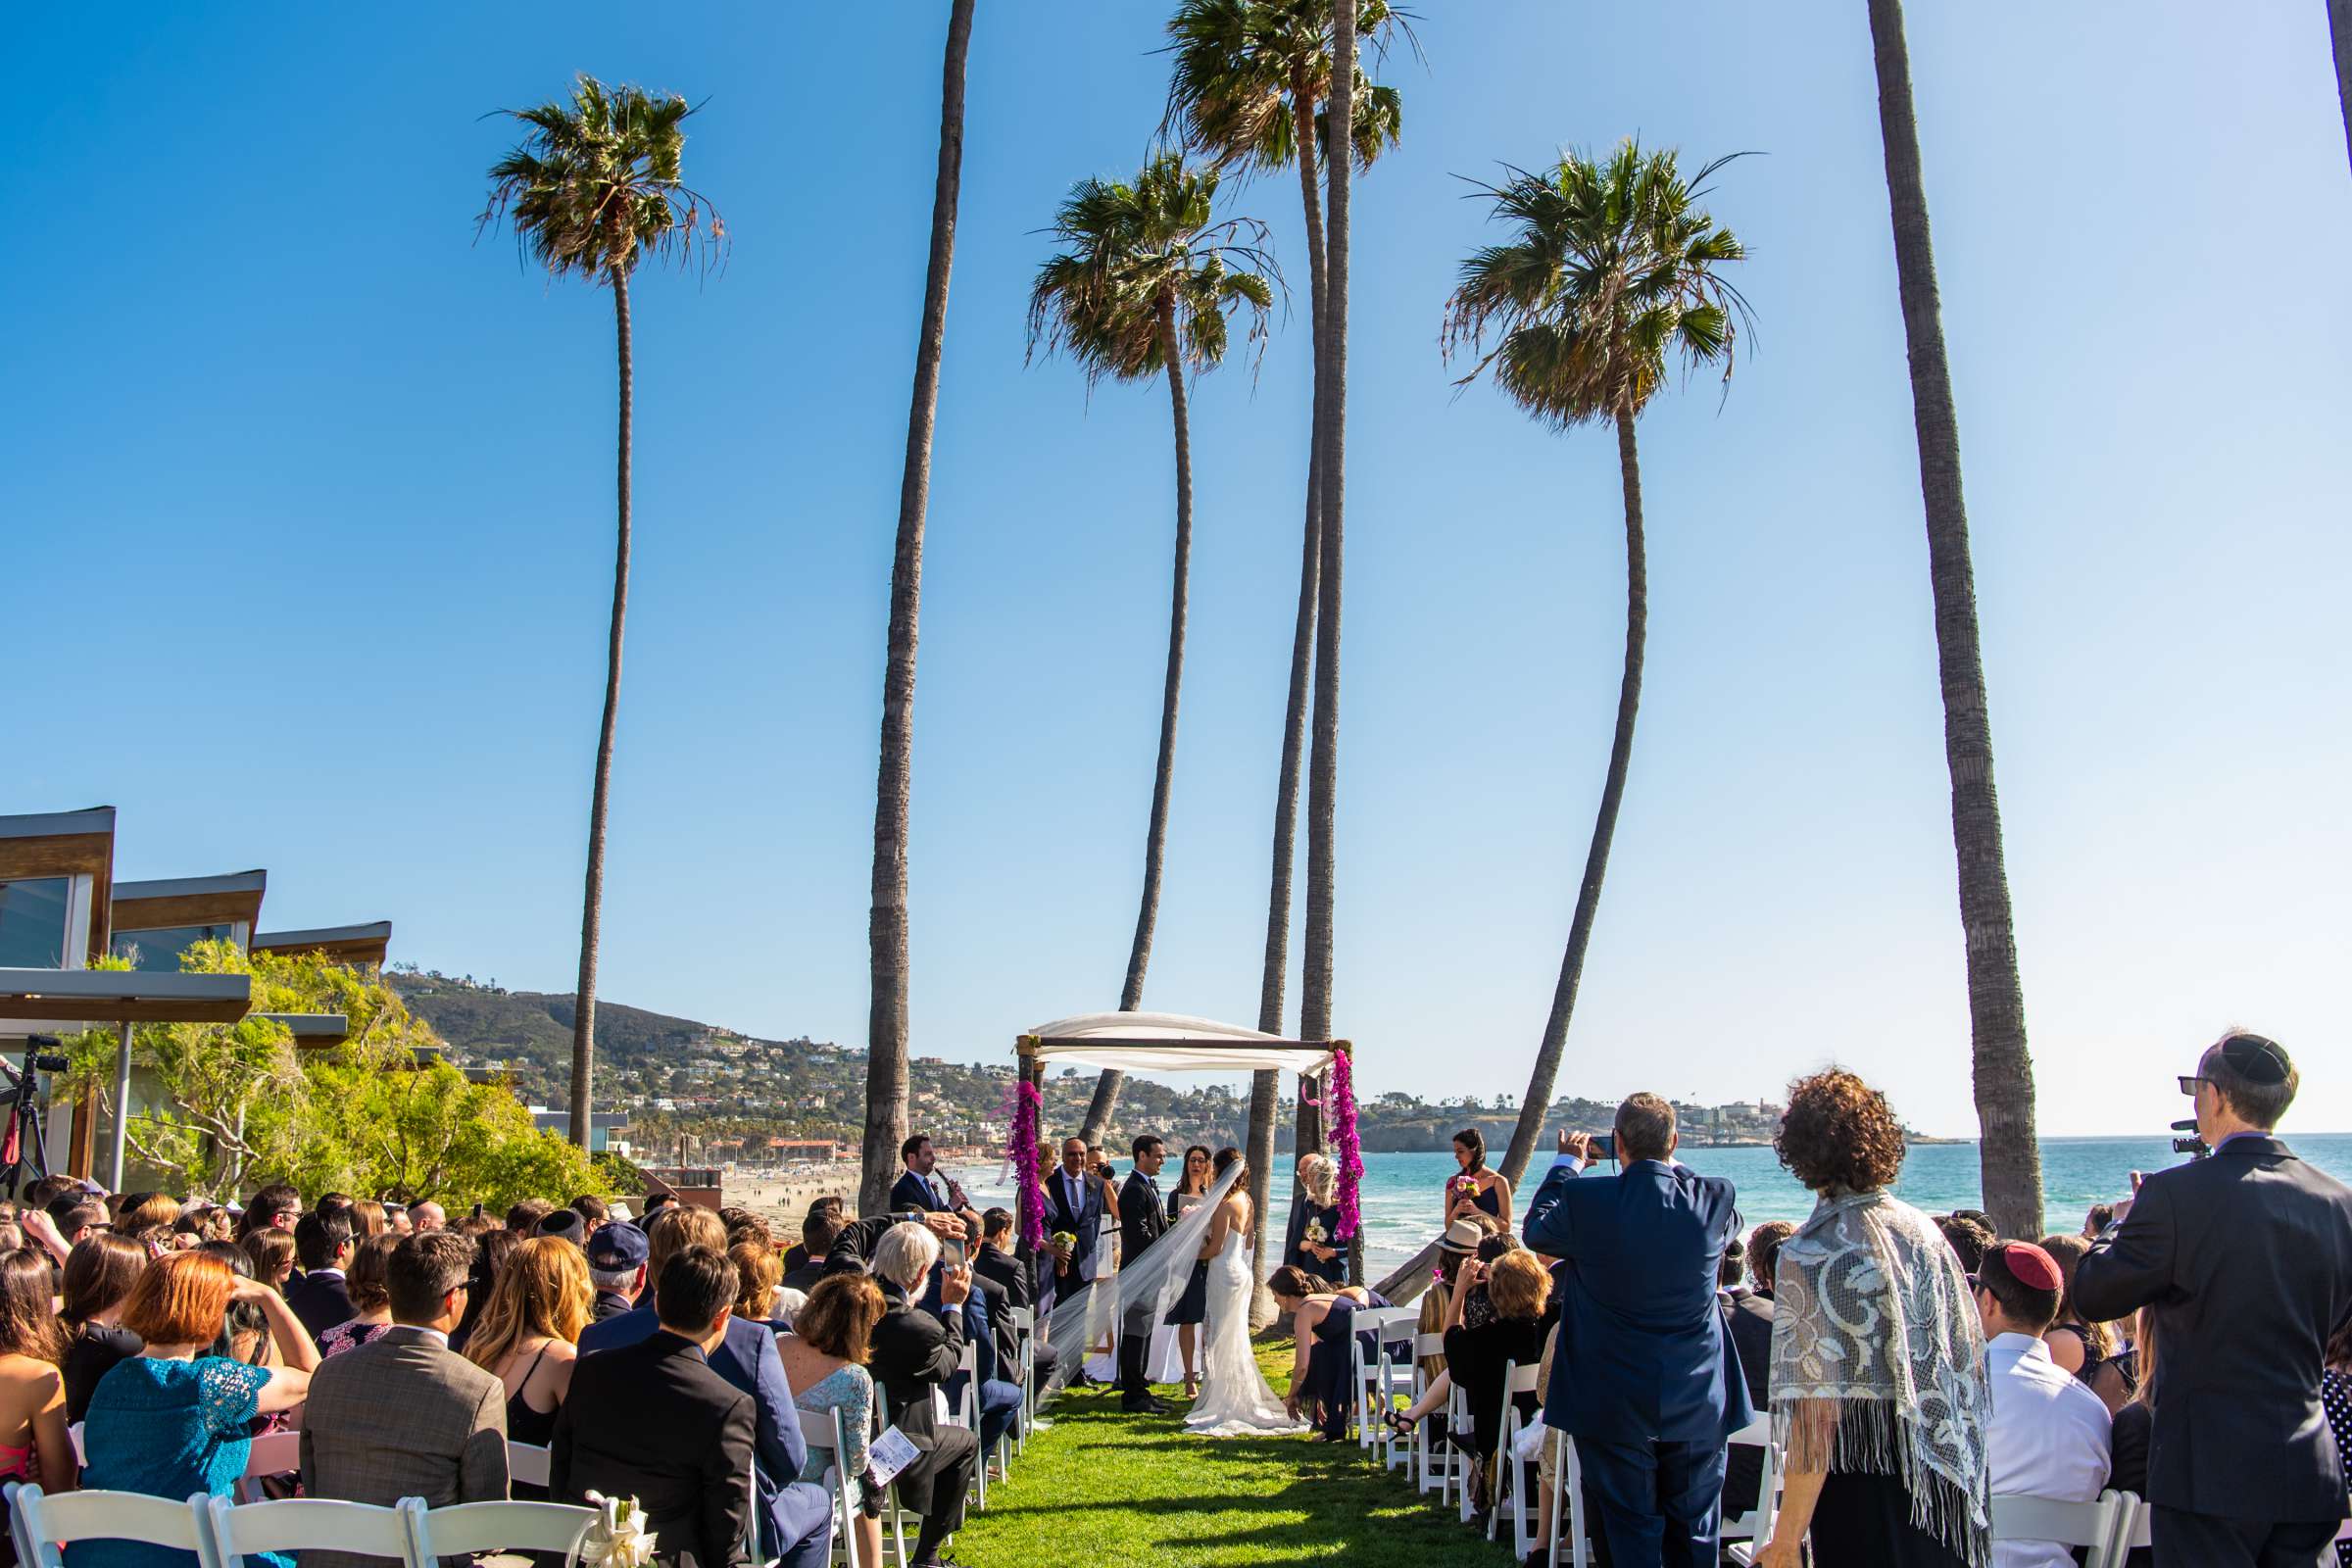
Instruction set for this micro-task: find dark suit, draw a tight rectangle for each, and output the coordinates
[821,1211,930,1278]
[891,1168,947,1213]
[1718,1287,1774,1520]
[577,1304,828,1568]
[2075,1133,2352,1567]
[1524,1156,1752,1568]
[1116,1169,1169,1404]
[284,1268,355,1342]
[976,1240,1069,1402]
[1042,1166,1105,1310]
[869,1278,979,1565]
[555,1330,755,1568]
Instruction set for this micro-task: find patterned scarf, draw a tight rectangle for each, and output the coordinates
[1770,1188,1991,1568]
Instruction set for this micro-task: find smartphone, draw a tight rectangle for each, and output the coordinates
[1591,1133,1616,1161]
[941,1238,967,1271]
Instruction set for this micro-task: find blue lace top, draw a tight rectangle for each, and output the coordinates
[795,1363,875,1505]
[72,1356,289,1568]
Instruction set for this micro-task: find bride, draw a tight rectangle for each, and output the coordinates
[1185,1148,1304,1436]
[1044,1143,1302,1437]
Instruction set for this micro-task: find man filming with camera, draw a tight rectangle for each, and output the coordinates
[2075,1031,2352,1568]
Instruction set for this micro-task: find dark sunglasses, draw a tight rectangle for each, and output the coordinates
[2177,1075,2209,1097]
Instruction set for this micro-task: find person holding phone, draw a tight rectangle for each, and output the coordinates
[868,1222,980,1568]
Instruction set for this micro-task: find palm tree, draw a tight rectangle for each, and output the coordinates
[1029,155,1275,1146]
[861,0,978,1218]
[1442,139,1747,1215]
[1162,0,1403,1298]
[2331,0,2352,174]
[1865,0,2041,1239]
[481,76,720,1152]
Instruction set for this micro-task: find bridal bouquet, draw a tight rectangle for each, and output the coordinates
[1449,1175,1480,1204]
[1050,1229,1078,1251]
[572,1494,657,1568]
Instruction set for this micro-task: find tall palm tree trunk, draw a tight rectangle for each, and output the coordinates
[1867,0,2042,1239]
[2331,0,2352,174]
[1495,412,1647,1190]
[862,0,976,1215]
[1246,68,1331,1308]
[568,267,633,1152]
[1078,298,1198,1145]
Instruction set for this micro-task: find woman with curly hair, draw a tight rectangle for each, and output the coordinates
[1752,1069,1992,1568]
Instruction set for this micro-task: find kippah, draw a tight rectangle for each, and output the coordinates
[1994,1241,2063,1294]
[2222,1032,2291,1085]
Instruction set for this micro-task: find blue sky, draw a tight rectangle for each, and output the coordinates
[9,4,2347,1139]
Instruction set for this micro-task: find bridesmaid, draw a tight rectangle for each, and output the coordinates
[1443,1128,1514,1231]
[1164,1145,1214,1398]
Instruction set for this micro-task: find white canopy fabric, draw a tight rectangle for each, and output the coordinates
[1021,1011,1335,1076]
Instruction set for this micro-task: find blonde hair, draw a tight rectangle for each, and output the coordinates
[729,1242,780,1322]
[1297,1153,1338,1207]
[464,1236,592,1374]
[1486,1249,1552,1320]
[1417,1276,1451,1384]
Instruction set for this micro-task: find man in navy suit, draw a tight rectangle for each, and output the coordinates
[1523,1094,1751,1568]
[577,1205,832,1568]
[1041,1136,1107,1312]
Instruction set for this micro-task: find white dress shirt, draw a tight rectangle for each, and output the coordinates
[1985,1331,2113,1568]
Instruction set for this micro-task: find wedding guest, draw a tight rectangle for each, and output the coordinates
[2035,1233,2131,1409]
[301,1232,509,1568]
[285,1209,357,1339]
[1978,1241,2111,1568]
[347,1199,387,1239]
[571,1194,610,1238]
[1380,1251,1545,1520]
[868,1221,980,1568]
[410,1200,447,1233]
[536,1206,587,1248]
[1750,1069,1990,1568]
[732,1240,783,1327]
[893,1134,968,1218]
[1445,1127,1514,1230]
[452,1226,517,1351]
[585,1218,650,1320]
[2107,1306,2159,1568]
[0,1250,74,1495]
[1746,1219,1795,1299]
[49,1201,108,1250]
[506,1198,554,1236]
[115,1193,179,1234]
[1166,1145,1214,1397]
[2323,1320,2352,1568]
[237,1182,301,1239]
[1285,1152,1348,1289]
[1272,1266,1388,1442]
[61,1234,148,1421]
[2075,1031,2352,1568]
[316,1233,400,1357]
[781,1273,888,1568]
[1719,1234,1774,1520]
[974,1206,1070,1402]
[780,1209,836,1297]
[465,1235,591,1487]
[78,1251,317,1568]
[1042,1136,1108,1308]
[1936,1211,1994,1275]
[240,1226,296,1295]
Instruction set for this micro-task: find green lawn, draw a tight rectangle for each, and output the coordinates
[951,1345,1520,1567]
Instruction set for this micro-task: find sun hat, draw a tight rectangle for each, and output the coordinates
[1438,1218,1485,1256]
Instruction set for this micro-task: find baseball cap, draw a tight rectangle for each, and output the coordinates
[584,1220,649,1272]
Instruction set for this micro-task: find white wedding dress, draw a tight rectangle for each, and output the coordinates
[1185,1216,1306,1437]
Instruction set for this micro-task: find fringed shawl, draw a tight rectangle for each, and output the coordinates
[1770,1189,1992,1568]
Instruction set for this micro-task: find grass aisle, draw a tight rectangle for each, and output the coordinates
[953,1345,1520,1567]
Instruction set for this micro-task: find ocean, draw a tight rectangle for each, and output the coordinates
[957,1133,2352,1281]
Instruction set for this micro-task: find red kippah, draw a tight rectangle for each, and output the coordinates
[1999,1242,2063,1293]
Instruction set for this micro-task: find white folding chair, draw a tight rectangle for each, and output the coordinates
[1370,1312,1420,1474]
[234,1429,304,1502]
[402,1496,597,1562]
[1541,1427,1594,1568]
[205,1495,412,1568]
[1719,1414,1782,1549]
[1008,1305,1038,1454]
[811,1406,860,1568]
[507,1440,553,1489]
[1409,1334,1458,1499]
[1991,1491,2133,1568]
[947,1341,985,1511]
[11,1485,219,1568]
[1488,1359,1542,1544]
[1348,1307,1415,1455]
[1447,1378,1477,1523]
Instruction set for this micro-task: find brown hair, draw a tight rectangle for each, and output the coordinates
[795,1274,885,1363]
[1267,1265,1320,1302]
[729,1242,780,1322]
[1775,1068,1906,1194]
[2036,1233,2117,1361]
[348,1200,387,1239]
[648,1204,727,1284]
[115,1193,181,1233]
[464,1237,591,1373]
[1747,1220,1796,1294]
[62,1234,150,1330]
[506,1199,554,1236]
[1486,1250,1552,1321]
[0,1250,66,1362]
[1614,1094,1677,1161]
[346,1233,403,1313]
[122,1250,237,1347]
[242,1227,296,1289]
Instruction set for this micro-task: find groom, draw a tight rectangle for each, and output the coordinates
[1116,1134,1172,1414]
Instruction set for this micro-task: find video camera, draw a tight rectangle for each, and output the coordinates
[2170,1117,2209,1159]
[0,1037,70,1082]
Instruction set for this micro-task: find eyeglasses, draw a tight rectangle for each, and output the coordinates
[2177,1075,2210,1098]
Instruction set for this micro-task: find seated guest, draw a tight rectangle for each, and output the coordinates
[452,1226,517,1351]
[781,1274,889,1568]
[580,1204,829,1568]
[1283,1152,1348,1288]
[781,1208,839,1296]
[61,1234,148,1422]
[241,1226,296,1295]
[115,1193,179,1234]
[585,1218,649,1320]
[536,1205,588,1249]
[1719,1232,1774,1520]
[2108,1306,2159,1568]
[50,1200,109,1251]
[238,1182,301,1239]
[464,1235,591,1475]
[1272,1266,1390,1443]
[0,1250,74,1494]
[316,1233,401,1357]
[410,1199,447,1233]
[300,1232,509,1568]
[2036,1233,2131,1409]
[1978,1241,2111,1568]
[934,1250,1022,1469]
[285,1209,357,1340]
[78,1251,317,1568]
[557,1246,758,1568]
[507,1198,555,1236]
[1382,1252,1547,1519]
[822,1204,968,1278]
[1936,1211,1994,1276]
[571,1194,610,1238]
[347,1198,387,1239]
[973,1205,1069,1402]
[868,1221,980,1568]
[1746,1218,1795,1299]
[733,1241,784,1328]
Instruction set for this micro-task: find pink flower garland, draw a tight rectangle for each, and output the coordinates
[1329,1048,1365,1242]
[1010,1079,1048,1250]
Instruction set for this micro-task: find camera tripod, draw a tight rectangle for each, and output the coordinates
[0,1037,68,1200]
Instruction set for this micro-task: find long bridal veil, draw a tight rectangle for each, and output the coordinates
[1044,1155,1243,1360]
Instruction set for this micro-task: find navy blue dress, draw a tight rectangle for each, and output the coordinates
[1304,1290,1392,1440]
[1165,1190,1211,1326]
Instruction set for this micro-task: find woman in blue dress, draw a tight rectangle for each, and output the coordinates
[74,1250,318,1568]
[1442,1127,1514,1232]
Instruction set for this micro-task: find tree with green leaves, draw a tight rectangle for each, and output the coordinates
[480,75,721,1153]
[1441,137,1748,1237]
[863,0,979,1217]
[1161,0,1404,1300]
[1029,154,1275,1140]
[1864,0,2041,1238]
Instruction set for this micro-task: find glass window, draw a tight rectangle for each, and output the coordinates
[0,877,72,967]
[111,923,231,973]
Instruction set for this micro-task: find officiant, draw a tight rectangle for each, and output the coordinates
[1283,1152,1349,1288]
[1116,1135,1174,1414]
